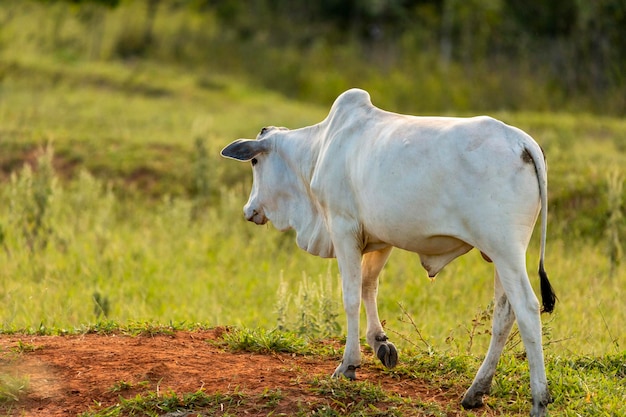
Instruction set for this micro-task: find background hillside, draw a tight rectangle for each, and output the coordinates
[2,0,625,114]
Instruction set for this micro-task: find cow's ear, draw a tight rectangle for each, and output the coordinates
[220,139,268,161]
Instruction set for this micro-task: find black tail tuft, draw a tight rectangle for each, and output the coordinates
[539,260,557,313]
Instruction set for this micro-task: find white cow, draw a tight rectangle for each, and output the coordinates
[221,88,556,417]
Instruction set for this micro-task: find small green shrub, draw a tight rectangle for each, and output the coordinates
[222,327,308,354]
[85,389,244,416]
[191,137,212,220]
[8,145,57,253]
[109,380,135,393]
[0,373,29,403]
[92,291,111,320]
[605,170,624,278]
[275,269,341,339]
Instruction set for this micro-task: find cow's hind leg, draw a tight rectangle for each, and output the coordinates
[362,246,397,368]
[462,270,515,408]
[475,258,551,417]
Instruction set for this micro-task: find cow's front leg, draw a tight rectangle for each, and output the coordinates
[362,247,397,369]
[331,220,365,380]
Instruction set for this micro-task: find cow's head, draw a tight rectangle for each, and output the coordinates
[221,126,296,230]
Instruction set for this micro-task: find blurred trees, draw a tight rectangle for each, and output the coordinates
[9,0,626,114]
[197,0,626,113]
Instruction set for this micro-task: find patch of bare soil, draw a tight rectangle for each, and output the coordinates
[0,329,496,416]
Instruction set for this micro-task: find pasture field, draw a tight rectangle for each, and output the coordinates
[0,3,625,413]
[1,54,625,357]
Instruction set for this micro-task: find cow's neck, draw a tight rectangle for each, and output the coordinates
[278,126,335,258]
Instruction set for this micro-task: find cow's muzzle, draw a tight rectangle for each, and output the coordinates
[245,209,268,225]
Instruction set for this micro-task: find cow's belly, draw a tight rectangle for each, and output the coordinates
[365,224,469,256]
[405,234,469,255]
[365,229,474,277]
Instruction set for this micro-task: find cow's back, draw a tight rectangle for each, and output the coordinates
[312,102,542,255]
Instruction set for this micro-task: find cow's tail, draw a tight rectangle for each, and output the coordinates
[526,142,557,314]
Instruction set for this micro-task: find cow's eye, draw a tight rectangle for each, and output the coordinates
[251,158,258,166]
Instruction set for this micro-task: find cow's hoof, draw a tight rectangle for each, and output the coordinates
[332,363,359,381]
[530,405,547,417]
[376,341,398,368]
[530,392,552,417]
[461,392,484,409]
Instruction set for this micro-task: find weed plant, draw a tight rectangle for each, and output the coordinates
[81,389,245,417]
[222,327,308,354]
[605,170,624,278]
[7,145,56,254]
[276,269,342,339]
[0,374,29,403]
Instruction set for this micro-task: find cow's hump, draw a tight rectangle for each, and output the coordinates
[331,88,372,112]
[325,88,374,128]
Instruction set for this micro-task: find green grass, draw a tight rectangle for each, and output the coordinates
[388,348,626,416]
[80,384,413,417]
[79,389,247,417]
[309,378,408,416]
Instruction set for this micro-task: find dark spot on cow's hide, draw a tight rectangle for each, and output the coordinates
[521,148,533,164]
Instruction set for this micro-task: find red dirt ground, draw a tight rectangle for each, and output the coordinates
[0,328,498,416]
